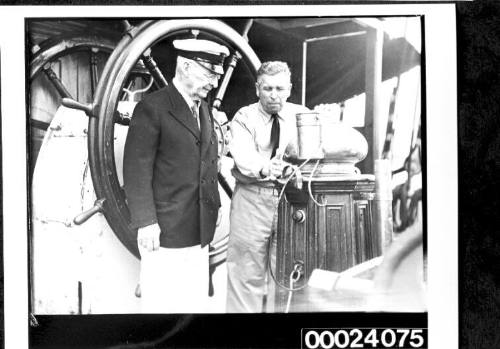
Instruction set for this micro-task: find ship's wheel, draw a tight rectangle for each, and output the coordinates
[63,20,260,268]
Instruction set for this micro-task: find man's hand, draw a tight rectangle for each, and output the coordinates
[261,153,285,179]
[137,223,161,252]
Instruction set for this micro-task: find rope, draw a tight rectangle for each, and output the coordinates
[285,268,301,313]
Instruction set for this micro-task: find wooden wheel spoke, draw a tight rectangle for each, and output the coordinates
[212,51,242,111]
[42,64,73,99]
[140,50,168,89]
[89,48,99,96]
[121,20,133,33]
[212,19,254,110]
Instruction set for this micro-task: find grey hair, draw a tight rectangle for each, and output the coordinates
[256,61,291,84]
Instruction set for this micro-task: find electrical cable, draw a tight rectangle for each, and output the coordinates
[266,157,312,293]
[307,160,327,207]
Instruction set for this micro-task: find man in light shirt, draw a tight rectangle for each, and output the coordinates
[123,38,228,313]
[226,61,310,312]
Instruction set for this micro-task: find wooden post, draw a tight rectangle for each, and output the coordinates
[364,25,393,252]
[301,41,307,106]
[364,26,384,173]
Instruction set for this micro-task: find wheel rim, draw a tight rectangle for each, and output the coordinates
[89,19,261,260]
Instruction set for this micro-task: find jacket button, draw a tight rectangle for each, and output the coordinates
[201,179,206,184]
[196,140,201,145]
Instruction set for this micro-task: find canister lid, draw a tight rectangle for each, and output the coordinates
[296,112,321,126]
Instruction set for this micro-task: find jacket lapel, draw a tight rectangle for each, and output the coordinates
[166,84,201,140]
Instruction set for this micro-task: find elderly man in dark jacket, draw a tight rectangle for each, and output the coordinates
[123,38,228,313]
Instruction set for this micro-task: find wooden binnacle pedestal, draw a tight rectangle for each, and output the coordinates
[274,173,381,312]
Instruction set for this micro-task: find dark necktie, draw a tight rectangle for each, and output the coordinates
[270,113,280,158]
[191,101,200,130]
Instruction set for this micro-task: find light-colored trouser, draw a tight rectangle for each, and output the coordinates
[139,244,209,313]
[226,183,278,313]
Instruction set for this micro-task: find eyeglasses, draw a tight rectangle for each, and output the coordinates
[191,61,220,82]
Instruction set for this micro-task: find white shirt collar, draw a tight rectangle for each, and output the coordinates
[258,102,284,123]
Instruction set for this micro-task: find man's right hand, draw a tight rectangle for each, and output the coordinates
[137,223,161,252]
[261,155,285,179]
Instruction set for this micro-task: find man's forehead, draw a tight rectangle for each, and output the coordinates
[258,73,291,86]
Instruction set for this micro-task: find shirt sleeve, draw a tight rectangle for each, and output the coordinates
[229,108,268,178]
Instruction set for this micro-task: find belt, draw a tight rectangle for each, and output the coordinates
[237,183,280,196]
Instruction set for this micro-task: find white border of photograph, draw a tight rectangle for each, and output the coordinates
[0,4,457,349]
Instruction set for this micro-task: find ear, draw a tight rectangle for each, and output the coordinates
[183,60,191,74]
[255,82,260,98]
[284,83,292,99]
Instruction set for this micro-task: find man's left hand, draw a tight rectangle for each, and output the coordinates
[137,223,161,252]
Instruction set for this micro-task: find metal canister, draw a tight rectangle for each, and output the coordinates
[296,112,323,159]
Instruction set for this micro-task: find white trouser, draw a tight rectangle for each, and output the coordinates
[226,184,278,313]
[139,244,209,313]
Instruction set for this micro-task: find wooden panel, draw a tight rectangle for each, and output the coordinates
[366,200,381,259]
[275,179,376,311]
[324,196,352,271]
[326,204,343,270]
[354,200,369,263]
[354,199,381,263]
[77,51,92,103]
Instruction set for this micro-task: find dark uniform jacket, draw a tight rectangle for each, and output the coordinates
[123,83,220,248]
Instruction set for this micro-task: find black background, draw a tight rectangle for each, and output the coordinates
[456,1,500,348]
[1,1,500,348]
